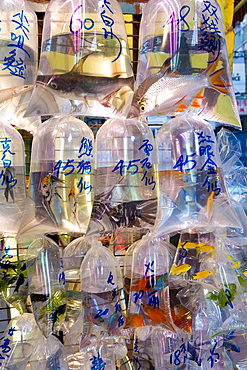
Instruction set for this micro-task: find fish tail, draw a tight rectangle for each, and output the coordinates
[209,68,231,94]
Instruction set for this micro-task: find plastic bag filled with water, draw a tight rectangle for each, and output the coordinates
[0,118,26,234]
[154,113,241,237]
[126,233,176,332]
[0,0,39,133]
[25,0,134,118]
[26,236,67,337]
[0,236,29,314]
[87,117,157,236]
[129,0,241,129]
[0,313,40,370]
[169,230,247,342]
[62,235,92,334]
[80,239,126,342]
[18,115,94,239]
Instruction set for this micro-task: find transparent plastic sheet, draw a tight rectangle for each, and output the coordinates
[0,118,26,234]
[26,236,67,337]
[217,128,247,208]
[168,229,247,368]
[0,313,40,370]
[62,236,92,334]
[87,117,158,236]
[132,326,155,370]
[18,115,94,240]
[129,0,241,129]
[80,239,126,345]
[126,233,176,333]
[0,0,40,133]
[25,0,134,118]
[153,113,241,237]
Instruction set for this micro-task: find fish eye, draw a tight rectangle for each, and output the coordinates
[50,81,58,90]
[139,103,146,112]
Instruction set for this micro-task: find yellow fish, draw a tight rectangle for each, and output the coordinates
[171,263,192,275]
[199,244,216,254]
[192,269,215,279]
[227,254,241,269]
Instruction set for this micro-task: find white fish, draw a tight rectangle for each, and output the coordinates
[130,58,230,117]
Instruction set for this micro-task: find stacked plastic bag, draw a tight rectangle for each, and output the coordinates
[0,0,246,369]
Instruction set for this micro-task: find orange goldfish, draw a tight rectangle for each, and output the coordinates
[171,304,192,333]
[125,313,145,327]
[130,57,230,117]
[141,304,175,332]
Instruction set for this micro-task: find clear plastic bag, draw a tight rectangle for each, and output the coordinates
[80,239,126,342]
[130,0,241,129]
[169,230,247,340]
[126,233,176,332]
[18,115,94,239]
[154,113,241,237]
[0,236,29,314]
[62,236,92,334]
[25,0,134,118]
[0,313,40,370]
[0,118,26,234]
[87,117,157,236]
[217,128,247,208]
[0,0,39,133]
[26,236,67,337]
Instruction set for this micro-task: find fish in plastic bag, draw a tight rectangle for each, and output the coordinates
[129,0,241,129]
[169,230,247,340]
[26,236,67,337]
[0,313,40,370]
[25,0,134,118]
[0,118,26,234]
[18,115,94,239]
[154,113,241,237]
[87,118,157,236]
[126,233,176,332]
[0,236,29,314]
[80,239,126,343]
[0,0,39,133]
[62,236,92,334]
[27,332,69,370]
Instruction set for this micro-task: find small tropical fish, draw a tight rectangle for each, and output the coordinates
[199,244,216,254]
[125,313,145,327]
[192,269,215,279]
[171,304,192,333]
[131,274,166,292]
[178,241,216,255]
[130,57,231,117]
[4,166,16,202]
[0,84,33,105]
[68,186,80,226]
[142,304,175,331]
[227,254,241,269]
[37,53,134,106]
[170,263,192,275]
[40,174,64,225]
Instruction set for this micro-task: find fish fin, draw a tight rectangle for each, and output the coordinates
[100,91,115,107]
[191,99,201,108]
[71,52,95,73]
[42,199,58,226]
[209,68,231,94]
[194,91,205,99]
